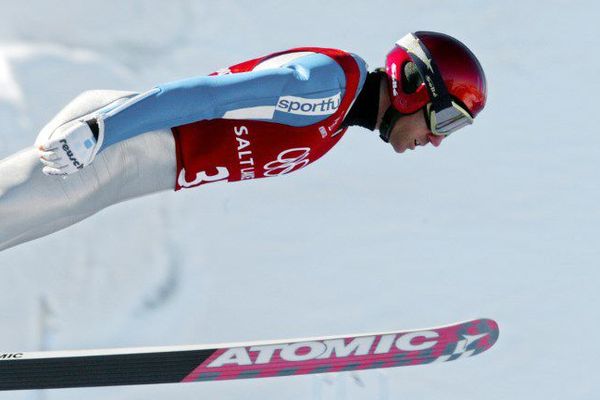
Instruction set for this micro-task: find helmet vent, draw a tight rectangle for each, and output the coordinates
[402,62,423,94]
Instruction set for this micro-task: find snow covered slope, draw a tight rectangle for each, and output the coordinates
[1,1,599,399]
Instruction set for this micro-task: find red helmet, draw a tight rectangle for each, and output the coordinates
[385,31,487,119]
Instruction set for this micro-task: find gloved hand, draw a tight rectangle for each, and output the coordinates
[35,117,104,176]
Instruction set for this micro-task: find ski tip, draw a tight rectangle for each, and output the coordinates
[467,317,500,354]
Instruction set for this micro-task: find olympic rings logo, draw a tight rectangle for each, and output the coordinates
[263,147,311,177]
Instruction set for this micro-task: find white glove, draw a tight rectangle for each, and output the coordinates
[35,117,104,176]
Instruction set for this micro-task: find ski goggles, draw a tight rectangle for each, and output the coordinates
[425,100,473,136]
[379,95,474,143]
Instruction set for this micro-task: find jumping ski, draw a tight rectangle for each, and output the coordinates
[0,318,499,391]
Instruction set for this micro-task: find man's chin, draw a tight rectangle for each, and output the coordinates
[391,143,405,154]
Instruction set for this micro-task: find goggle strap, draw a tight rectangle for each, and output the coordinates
[397,33,453,113]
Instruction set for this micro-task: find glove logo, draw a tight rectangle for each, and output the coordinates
[59,139,84,170]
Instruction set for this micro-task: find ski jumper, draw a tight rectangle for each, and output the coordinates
[0,48,367,251]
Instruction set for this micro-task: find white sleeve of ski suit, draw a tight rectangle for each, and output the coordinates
[98,52,368,151]
[0,90,176,252]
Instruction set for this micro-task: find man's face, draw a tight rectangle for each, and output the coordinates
[387,109,444,153]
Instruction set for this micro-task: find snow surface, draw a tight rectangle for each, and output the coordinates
[1,1,599,399]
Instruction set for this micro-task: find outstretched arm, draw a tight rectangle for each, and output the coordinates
[100,64,343,150]
[35,52,367,175]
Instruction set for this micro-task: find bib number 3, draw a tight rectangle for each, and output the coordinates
[178,167,230,188]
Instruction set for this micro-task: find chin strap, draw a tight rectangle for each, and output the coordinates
[378,106,404,143]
